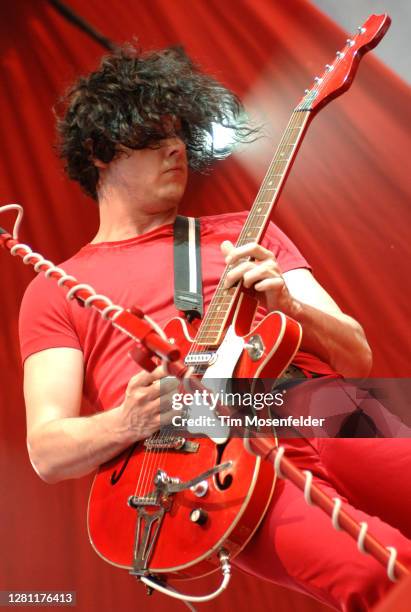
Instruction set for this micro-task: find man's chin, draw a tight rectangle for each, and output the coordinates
[158,184,186,207]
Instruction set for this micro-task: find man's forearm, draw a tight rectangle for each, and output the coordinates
[291,300,372,377]
[27,406,134,484]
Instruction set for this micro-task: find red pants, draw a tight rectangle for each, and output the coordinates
[234,438,411,611]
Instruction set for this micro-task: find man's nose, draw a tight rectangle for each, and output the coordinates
[164,136,186,159]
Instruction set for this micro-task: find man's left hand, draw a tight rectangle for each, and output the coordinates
[221,240,298,316]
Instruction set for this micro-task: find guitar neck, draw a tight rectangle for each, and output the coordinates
[193,109,311,346]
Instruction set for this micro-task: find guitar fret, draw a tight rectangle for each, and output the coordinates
[240,224,269,231]
[196,334,220,339]
[198,324,234,329]
[200,316,226,323]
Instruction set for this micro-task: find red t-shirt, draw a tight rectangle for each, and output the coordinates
[19,211,335,411]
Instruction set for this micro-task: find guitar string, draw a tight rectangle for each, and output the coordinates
[134,380,163,501]
[135,379,178,501]
[135,424,156,502]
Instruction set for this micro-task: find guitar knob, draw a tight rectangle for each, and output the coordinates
[190,508,208,525]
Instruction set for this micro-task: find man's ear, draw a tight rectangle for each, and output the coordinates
[93,158,108,169]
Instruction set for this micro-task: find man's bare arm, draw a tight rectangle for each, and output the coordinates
[281,268,372,377]
[25,348,175,483]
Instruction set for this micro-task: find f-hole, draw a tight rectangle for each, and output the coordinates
[110,443,138,485]
[214,441,233,490]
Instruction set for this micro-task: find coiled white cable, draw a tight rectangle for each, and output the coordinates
[0,203,23,238]
[271,445,398,582]
[244,440,399,582]
[332,498,342,530]
[1,203,169,351]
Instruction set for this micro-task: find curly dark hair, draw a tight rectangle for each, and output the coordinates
[57,44,258,200]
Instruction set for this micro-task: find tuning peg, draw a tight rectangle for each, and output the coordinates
[336,51,344,58]
[304,89,310,94]
[346,38,355,47]
[325,64,334,71]
[314,76,323,83]
[357,26,366,34]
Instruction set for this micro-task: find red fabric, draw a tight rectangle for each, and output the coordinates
[1,1,410,612]
[19,211,332,412]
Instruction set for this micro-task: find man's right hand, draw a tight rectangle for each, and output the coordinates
[119,365,179,441]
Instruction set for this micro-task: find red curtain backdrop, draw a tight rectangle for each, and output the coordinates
[0,1,410,611]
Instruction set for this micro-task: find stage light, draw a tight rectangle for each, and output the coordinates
[210,122,237,153]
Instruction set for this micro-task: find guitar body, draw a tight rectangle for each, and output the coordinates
[88,301,302,579]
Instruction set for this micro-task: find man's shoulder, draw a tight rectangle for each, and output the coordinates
[199,210,248,229]
[198,210,250,241]
[198,210,286,243]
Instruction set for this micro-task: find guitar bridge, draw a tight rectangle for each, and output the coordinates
[143,437,199,453]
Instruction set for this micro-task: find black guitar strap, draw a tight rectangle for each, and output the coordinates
[173,215,203,320]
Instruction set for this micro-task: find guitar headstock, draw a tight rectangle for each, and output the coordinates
[296,14,391,113]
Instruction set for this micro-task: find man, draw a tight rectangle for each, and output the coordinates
[19,45,411,610]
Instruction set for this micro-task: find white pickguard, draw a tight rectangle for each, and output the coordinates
[202,324,245,380]
[186,325,245,444]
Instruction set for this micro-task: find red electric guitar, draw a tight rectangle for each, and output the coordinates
[88,15,390,581]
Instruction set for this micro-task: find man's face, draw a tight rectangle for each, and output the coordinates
[97,132,188,211]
